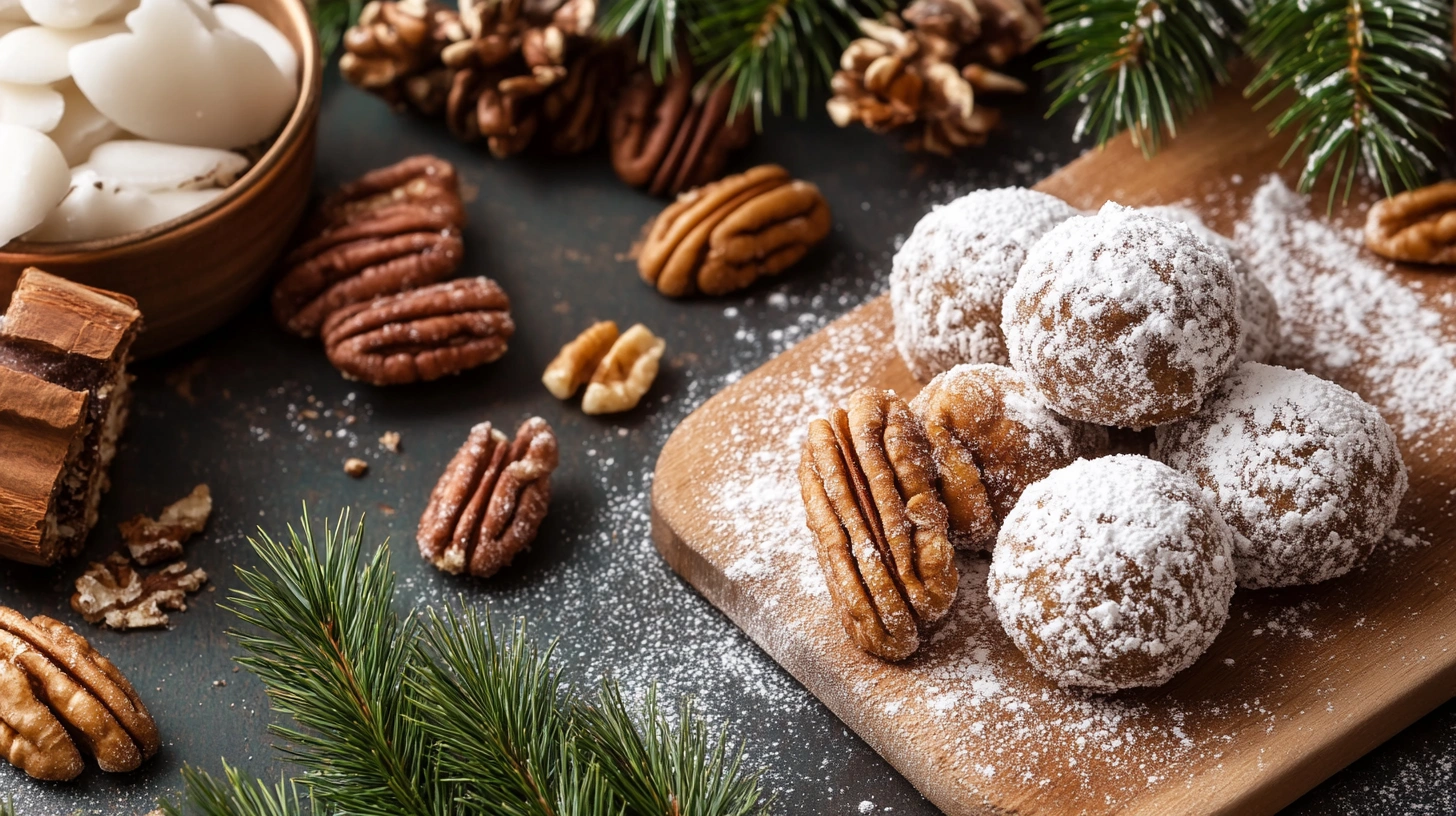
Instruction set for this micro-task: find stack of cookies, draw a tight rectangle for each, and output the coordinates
[799,189,1408,692]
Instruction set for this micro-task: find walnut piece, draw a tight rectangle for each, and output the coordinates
[344,458,370,478]
[118,484,211,566]
[637,164,833,297]
[71,554,208,630]
[1365,180,1456,264]
[581,324,665,415]
[322,277,515,386]
[380,431,402,452]
[273,156,466,338]
[417,417,558,577]
[542,320,618,399]
[798,388,957,660]
[0,608,158,779]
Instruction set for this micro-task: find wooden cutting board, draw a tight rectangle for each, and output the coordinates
[651,78,1456,816]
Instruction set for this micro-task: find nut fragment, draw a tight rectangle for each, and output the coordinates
[1365,180,1456,264]
[417,417,558,577]
[798,388,957,660]
[118,484,211,566]
[71,554,209,630]
[379,431,402,452]
[581,324,665,415]
[344,458,370,478]
[322,277,515,386]
[0,608,158,778]
[273,156,466,337]
[542,320,619,399]
[637,164,832,297]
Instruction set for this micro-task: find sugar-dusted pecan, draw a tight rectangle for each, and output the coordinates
[798,388,957,661]
[71,553,209,630]
[0,608,159,777]
[118,484,211,566]
[322,277,514,386]
[637,164,832,297]
[609,58,754,197]
[542,319,618,399]
[418,417,558,577]
[581,323,665,415]
[273,156,466,337]
[1365,180,1456,264]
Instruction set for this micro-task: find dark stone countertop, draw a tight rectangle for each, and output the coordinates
[0,67,1451,816]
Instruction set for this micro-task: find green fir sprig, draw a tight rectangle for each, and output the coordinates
[1244,0,1454,204]
[1038,0,1247,156]
[160,510,772,816]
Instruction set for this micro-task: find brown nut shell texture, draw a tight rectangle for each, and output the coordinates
[637,164,833,297]
[798,388,957,661]
[542,320,618,399]
[273,155,466,337]
[0,608,158,780]
[1364,180,1456,264]
[322,277,515,386]
[609,56,754,197]
[418,417,558,578]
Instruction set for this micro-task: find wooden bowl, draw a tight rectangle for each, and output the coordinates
[0,0,322,358]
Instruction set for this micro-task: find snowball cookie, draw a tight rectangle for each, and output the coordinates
[1154,362,1407,589]
[1141,205,1280,364]
[891,188,1079,381]
[989,455,1236,692]
[1002,202,1242,429]
[909,363,1108,550]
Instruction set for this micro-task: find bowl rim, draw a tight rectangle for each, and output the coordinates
[0,0,323,256]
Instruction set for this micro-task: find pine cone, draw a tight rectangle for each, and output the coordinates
[825,14,1026,156]
[440,0,600,157]
[340,0,466,115]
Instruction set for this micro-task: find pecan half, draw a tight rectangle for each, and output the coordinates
[610,59,754,197]
[273,156,466,337]
[581,323,665,415]
[118,484,211,566]
[1365,180,1456,264]
[798,388,957,661]
[321,277,514,386]
[71,553,209,630]
[542,319,618,399]
[0,608,158,777]
[637,164,832,297]
[418,417,558,577]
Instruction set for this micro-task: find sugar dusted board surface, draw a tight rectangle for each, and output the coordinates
[651,77,1456,816]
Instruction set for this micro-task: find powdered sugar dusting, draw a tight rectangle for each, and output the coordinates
[890,189,1078,381]
[1004,202,1242,428]
[1235,176,1456,447]
[989,456,1236,692]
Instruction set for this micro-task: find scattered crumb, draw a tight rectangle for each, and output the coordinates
[212,679,226,688]
[379,431,401,453]
[344,458,369,478]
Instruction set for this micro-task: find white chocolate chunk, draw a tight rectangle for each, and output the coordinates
[48,78,118,163]
[214,3,296,82]
[20,0,124,29]
[87,139,247,190]
[0,124,70,246]
[0,81,63,131]
[69,0,295,148]
[24,167,226,241]
[0,23,124,83]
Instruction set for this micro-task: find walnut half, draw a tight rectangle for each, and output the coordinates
[580,324,665,415]
[1365,180,1456,264]
[798,388,957,661]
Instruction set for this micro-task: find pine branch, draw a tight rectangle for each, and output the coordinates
[160,763,305,816]
[227,510,445,816]
[310,0,364,62]
[1244,0,1453,205]
[580,684,772,816]
[1039,0,1246,156]
[596,0,682,82]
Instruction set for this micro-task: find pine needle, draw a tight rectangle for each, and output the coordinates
[159,763,304,816]
[1039,0,1246,156]
[1244,0,1453,206]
